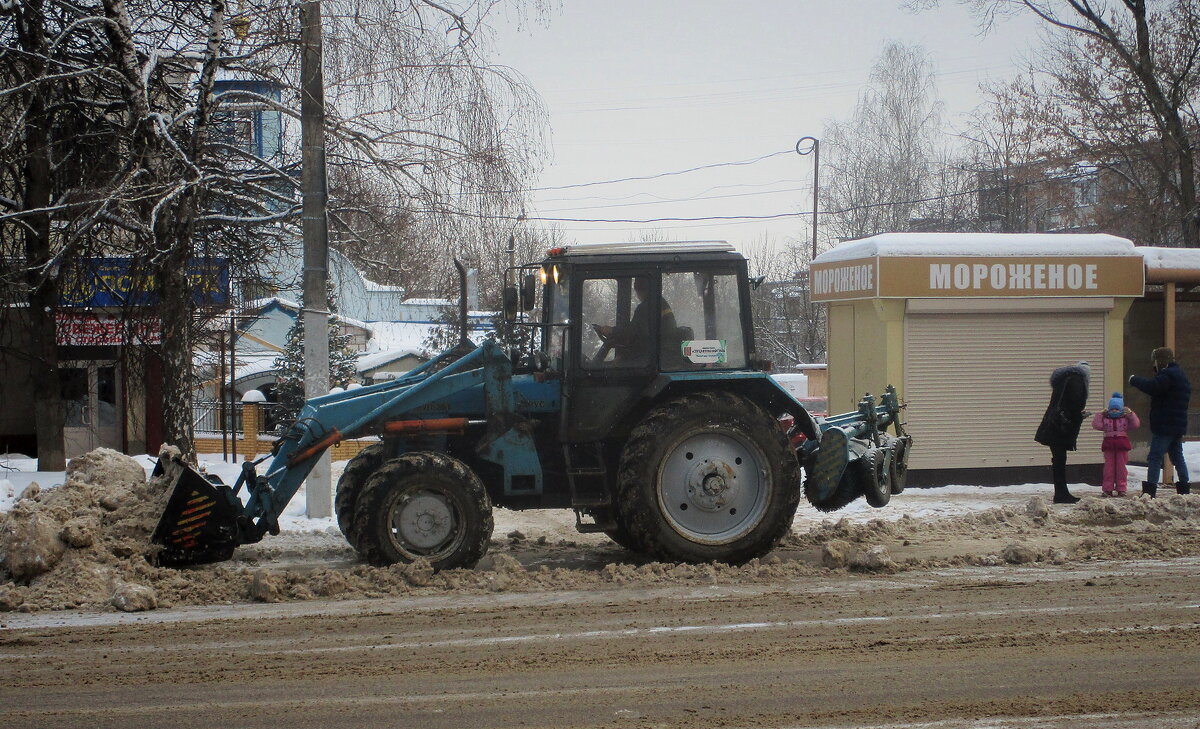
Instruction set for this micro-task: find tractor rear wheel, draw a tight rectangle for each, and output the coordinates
[351,451,493,570]
[335,443,387,548]
[617,392,801,564]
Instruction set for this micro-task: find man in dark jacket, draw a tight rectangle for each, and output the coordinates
[1129,347,1192,496]
[1035,361,1091,504]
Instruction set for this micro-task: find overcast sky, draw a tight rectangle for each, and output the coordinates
[490,1,1048,258]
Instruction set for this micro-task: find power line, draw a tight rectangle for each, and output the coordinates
[424,167,1096,225]
[537,184,815,214]
[528,149,793,191]
[536,177,810,204]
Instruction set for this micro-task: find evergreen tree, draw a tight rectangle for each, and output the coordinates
[273,288,360,422]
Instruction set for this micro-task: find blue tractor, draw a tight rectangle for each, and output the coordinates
[152,242,910,569]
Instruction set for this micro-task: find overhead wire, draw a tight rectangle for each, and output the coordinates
[426,166,1098,226]
[528,149,794,191]
[537,184,815,213]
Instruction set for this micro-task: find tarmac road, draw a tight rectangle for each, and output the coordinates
[2,559,1199,729]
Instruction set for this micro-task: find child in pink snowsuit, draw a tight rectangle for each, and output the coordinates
[1091,392,1140,496]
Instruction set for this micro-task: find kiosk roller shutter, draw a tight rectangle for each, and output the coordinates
[904,312,1106,471]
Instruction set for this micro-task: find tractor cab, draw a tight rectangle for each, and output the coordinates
[506,241,759,442]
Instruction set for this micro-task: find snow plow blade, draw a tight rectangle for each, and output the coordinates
[150,459,244,567]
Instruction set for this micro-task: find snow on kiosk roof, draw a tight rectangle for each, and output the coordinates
[811,232,1145,302]
[814,232,1137,263]
[1136,245,1200,283]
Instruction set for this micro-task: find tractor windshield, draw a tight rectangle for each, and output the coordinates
[578,269,747,371]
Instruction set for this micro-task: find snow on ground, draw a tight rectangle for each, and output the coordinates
[2,443,1198,538]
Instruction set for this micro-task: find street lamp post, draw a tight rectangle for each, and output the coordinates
[796,137,820,261]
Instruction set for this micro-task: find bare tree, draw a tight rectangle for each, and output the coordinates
[822,43,947,241]
[747,235,826,367]
[272,0,550,305]
[957,82,1047,231]
[2,0,549,461]
[0,1,136,468]
[935,0,1200,247]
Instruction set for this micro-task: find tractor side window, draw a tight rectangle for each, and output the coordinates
[662,271,746,370]
[581,276,651,369]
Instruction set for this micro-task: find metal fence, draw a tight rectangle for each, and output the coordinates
[192,400,243,435]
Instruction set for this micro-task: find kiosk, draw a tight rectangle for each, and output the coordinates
[812,233,1145,486]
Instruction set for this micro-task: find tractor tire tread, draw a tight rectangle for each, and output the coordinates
[862,447,892,508]
[335,443,387,547]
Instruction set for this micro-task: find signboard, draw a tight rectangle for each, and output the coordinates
[56,312,161,346]
[810,260,877,300]
[811,255,1145,301]
[682,339,728,364]
[59,257,230,308]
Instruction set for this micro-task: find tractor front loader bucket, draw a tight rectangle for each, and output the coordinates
[150,456,245,567]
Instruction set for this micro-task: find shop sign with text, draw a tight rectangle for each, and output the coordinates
[56,312,161,346]
[58,257,229,308]
[811,256,1144,301]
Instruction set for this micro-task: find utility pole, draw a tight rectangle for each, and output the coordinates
[796,137,820,261]
[300,0,331,518]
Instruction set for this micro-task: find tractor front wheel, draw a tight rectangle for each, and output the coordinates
[617,392,801,564]
[351,452,493,570]
[335,443,387,549]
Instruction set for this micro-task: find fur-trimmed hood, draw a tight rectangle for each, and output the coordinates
[1049,363,1089,388]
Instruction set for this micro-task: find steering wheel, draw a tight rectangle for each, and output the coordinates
[591,324,615,363]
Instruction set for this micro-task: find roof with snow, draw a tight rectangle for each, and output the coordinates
[240,297,372,329]
[362,278,405,293]
[1136,246,1200,283]
[815,233,1138,264]
[356,348,426,372]
[555,241,735,257]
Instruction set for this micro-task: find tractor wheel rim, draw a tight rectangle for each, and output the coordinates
[390,489,460,554]
[657,430,770,545]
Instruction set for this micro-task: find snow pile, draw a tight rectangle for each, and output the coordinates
[0,478,19,513]
[0,448,173,612]
[786,492,1200,569]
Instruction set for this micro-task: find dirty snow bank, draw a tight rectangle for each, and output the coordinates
[0,448,172,612]
[2,447,1199,614]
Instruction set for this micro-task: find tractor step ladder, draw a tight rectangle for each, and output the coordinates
[562,442,610,509]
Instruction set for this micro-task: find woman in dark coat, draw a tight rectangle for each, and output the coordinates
[1035,361,1091,504]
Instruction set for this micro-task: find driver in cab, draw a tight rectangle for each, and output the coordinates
[593,276,676,365]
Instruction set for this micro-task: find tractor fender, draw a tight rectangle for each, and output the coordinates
[641,373,820,442]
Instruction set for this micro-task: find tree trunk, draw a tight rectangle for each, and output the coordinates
[157,243,196,461]
[16,1,66,470]
[1173,139,1198,248]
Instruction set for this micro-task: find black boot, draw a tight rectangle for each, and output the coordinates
[1177,481,1192,495]
[1142,481,1158,498]
[1053,486,1080,504]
